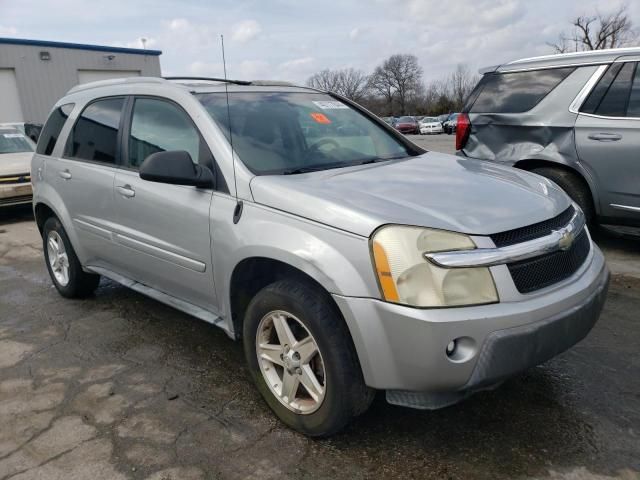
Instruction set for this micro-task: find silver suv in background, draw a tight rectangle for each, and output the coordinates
[457,48,640,228]
[32,76,608,436]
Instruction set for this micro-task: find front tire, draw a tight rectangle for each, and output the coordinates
[243,279,373,437]
[531,167,595,224]
[42,217,101,298]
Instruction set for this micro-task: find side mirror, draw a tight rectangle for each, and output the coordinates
[139,151,214,188]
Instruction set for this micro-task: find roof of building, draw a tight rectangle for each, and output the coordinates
[481,47,640,74]
[0,37,162,56]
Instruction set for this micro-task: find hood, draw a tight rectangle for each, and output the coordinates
[250,152,571,237]
[0,151,33,176]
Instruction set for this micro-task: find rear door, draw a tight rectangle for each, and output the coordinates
[111,96,218,310]
[50,97,125,268]
[575,61,640,224]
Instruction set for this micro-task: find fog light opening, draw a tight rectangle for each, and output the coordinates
[445,336,477,363]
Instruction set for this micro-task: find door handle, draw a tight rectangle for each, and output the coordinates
[588,133,622,142]
[58,170,72,180]
[116,185,136,198]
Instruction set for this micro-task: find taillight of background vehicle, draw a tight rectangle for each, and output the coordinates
[456,113,471,151]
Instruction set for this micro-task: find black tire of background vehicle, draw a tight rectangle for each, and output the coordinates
[243,279,374,437]
[531,167,595,225]
[42,216,101,298]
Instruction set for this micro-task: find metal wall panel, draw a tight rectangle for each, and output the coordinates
[0,43,161,123]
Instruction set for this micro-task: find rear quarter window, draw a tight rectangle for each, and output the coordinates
[467,67,575,114]
[36,103,74,155]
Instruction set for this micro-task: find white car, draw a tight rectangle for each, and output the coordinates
[0,126,35,207]
[419,117,444,135]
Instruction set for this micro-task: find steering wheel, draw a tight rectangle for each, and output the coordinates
[309,138,340,153]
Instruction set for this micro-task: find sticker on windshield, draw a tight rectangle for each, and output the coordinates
[312,100,348,110]
[310,112,331,124]
[2,133,25,139]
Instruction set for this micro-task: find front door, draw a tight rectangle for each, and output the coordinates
[111,96,218,310]
[575,61,640,224]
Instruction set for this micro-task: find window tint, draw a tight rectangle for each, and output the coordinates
[36,103,74,155]
[592,62,635,117]
[628,63,640,117]
[580,63,623,114]
[65,98,124,163]
[469,67,575,113]
[128,98,201,169]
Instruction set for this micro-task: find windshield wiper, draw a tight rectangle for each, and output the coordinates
[282,162,347,175]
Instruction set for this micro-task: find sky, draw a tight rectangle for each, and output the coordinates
[0,0,637,85]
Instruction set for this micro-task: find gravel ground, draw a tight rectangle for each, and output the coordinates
[0,141,639,479]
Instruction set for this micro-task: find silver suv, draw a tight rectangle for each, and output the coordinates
[32,76,609,436]
[457,47,640,228]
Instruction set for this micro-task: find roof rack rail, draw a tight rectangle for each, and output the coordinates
[163,76,252,86]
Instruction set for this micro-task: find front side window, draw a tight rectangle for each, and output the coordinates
[128,98,202,169]
[196,92,412,175]
[65,97,124,164]
[581,62,636,117]
[36,103,74,155]
[0,128,35,154]
[468,67,575,114]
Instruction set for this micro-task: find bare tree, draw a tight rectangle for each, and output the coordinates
[368,54,423,115]
[449,64,479,110]
[549,5,638,53]
[306,69,342,92]
[306,68,369,101]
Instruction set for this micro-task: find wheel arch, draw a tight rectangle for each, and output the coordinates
[228,256,343,340]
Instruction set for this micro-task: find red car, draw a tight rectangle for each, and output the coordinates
[393,116,419,134]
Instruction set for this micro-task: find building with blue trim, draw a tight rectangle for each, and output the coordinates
[0,38,162,123]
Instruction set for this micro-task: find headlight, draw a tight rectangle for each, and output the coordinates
[371,225,498,307]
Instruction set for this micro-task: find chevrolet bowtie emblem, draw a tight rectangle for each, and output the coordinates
[558,229,575,251]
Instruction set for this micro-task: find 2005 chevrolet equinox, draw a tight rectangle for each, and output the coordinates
[31,77,610,436]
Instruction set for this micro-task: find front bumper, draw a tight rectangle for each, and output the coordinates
[332,244,609,404]
[0,182,33,207]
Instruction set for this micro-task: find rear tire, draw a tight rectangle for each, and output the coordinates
[42,217,101,298]
[531,167,595,224]
[243,279,373,437]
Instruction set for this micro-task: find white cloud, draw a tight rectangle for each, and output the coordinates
[231,20,261,43]
[0,25,18,36]
[349,27,360,39]
[168,18,191,31]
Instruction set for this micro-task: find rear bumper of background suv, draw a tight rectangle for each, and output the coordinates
[332,244,608,409]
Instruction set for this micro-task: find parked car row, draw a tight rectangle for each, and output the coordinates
[382,114,456,135]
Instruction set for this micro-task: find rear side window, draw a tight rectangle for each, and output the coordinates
[581,62,638,117]
[36,103,74,155]
[65,97,124,164]
[468,67,575,114]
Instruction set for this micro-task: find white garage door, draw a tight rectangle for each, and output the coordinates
[77,69,141,84]
[0,69,24,123]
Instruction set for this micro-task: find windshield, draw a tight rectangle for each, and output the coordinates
[0,129,35,154]
[197,92,412,175]
[422,117,437,122]
[397,116,414,123]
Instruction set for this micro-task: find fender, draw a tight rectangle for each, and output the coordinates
[210,198,380,331]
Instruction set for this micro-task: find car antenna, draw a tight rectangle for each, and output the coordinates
[221,34,243,224]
